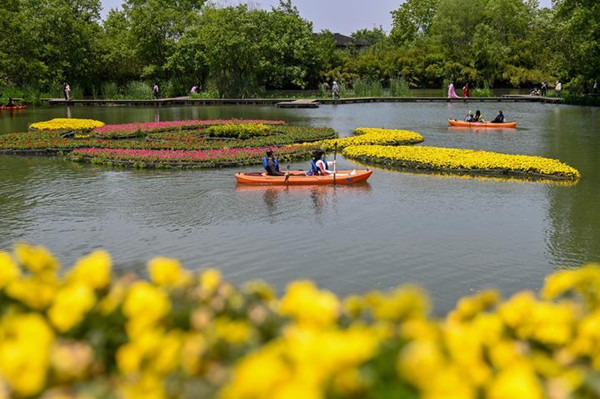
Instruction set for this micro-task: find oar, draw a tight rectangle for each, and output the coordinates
[333,143,338,186]
[284,164,291,184]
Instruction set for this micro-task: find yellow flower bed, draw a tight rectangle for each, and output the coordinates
[344,145,581,180]
[321,127,423,150]
[29,118,105,131]
[0,244,599,398]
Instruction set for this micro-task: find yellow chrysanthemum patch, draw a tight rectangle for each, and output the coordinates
[29,118,105,131]
[0,244,599,398]
[321,127,423,150]
[343,145,581,180]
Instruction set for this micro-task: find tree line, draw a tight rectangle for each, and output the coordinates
[0,0,597,99]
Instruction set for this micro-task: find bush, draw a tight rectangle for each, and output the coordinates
[472,84,492,97]
[389,78,411,97]
[352,78,384,97]
[123,81,153,99]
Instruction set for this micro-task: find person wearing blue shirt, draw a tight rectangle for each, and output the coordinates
[491,110,505,123]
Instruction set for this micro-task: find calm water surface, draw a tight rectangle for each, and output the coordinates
[1,103,598,313]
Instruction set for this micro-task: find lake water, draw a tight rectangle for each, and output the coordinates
[1,103,598,313]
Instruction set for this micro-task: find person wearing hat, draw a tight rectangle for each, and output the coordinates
[332,81,340,99]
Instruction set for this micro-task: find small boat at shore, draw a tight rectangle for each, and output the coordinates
[448,119,517,128]
[235,170,373,185]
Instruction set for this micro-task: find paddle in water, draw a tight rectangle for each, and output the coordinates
[333,143,338,186]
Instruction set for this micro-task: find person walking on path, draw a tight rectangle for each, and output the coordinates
[594,81,598,95]
[555,80,562,99]
[63,83,71,100]
[448,81,460,99]
[462,82,470,98]
[332,81,340,100]
[153,83,160,99]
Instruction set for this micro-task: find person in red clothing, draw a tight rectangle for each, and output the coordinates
[462,82,470,98]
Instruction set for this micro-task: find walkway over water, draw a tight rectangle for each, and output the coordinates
[43,95,561,107]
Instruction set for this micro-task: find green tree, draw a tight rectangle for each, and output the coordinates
[390,0,438,46]
[352,27,388,46]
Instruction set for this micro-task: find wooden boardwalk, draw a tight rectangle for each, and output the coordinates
[276,99,320,108]
[43,95,562,107]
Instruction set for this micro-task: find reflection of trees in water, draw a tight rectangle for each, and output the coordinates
[544,108,600,268]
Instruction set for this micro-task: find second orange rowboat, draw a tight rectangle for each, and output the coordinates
[448,119,517,128]
[235,170,373,185]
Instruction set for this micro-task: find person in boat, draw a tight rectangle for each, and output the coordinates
[473,110,484,122]
[465,111,475,122]
[263,149,287,176]
[491,110,505,124]
[307,149,337,176]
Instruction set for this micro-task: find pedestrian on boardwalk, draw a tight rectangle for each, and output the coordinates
[555,80,562,99]
[541,81,548,96]
[448,81,460,99]
[153,83,160,99]
[63,83,71,100]
[332,81,340,100]
[462,82,470,98]
[594,81,598,95]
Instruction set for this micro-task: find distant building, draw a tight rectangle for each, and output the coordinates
[314,33,369,50]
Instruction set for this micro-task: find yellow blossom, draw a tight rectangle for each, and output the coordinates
[123,282,170,336]
[148,257,191,288]
[487,361,544,399]
[214,318,252,344]
[448,290,500,323]
[48,284,96,332]
[0,314,54,397]
[50,341,94,381]
[365,285,429,321]
[68,250,111,290]
[0,251,20,288]
[6,274,58,309]
[279,281,339,326]
[200,268,222,293]
[14,243,59,275]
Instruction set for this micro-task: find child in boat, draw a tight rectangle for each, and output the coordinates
[465,111,475,122]
[473,110,484,122]
[263,150,287,176]
[307,149,336,176]
[491,110,505,123]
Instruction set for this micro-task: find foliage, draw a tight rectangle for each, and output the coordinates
[2,244,600,397]
[321,128,424,150]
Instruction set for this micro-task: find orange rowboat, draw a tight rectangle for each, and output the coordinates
[235,170,373,185]
[448,119,517,128]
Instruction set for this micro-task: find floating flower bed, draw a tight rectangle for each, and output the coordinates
[321,127,424,150]
[0,126,335,153]
[29,118,105,131]
[0,244,599,398]
[68,145,319,168]
[344,145,581,180]
[93,119,285,139]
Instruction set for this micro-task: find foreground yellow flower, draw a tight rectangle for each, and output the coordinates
[321,127,423,150]
[48,284,96,332]
[0,314,54,397]
[148,257,190,288]
[279,281,339,326]
[123,282,171,336]
[14,243,59,275]
[68,249,112,290]
[0,251,20,288]
[29,118,105,131]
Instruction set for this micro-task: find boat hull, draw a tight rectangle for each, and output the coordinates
[448,119,517,128]
[235,170,373,185]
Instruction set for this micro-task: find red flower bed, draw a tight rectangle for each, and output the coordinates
[69,145,317,167]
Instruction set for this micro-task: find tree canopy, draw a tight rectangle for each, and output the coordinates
[0,0,597,97]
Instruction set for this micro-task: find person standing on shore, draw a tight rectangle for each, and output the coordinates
[462,82,470,98]
[555,80,562,99]
[63,83,71,100]
[153,83,160,99]
[594,81,598,95]
[541,81,548,96]
[332,81,340,100]
[448,81,459,99]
